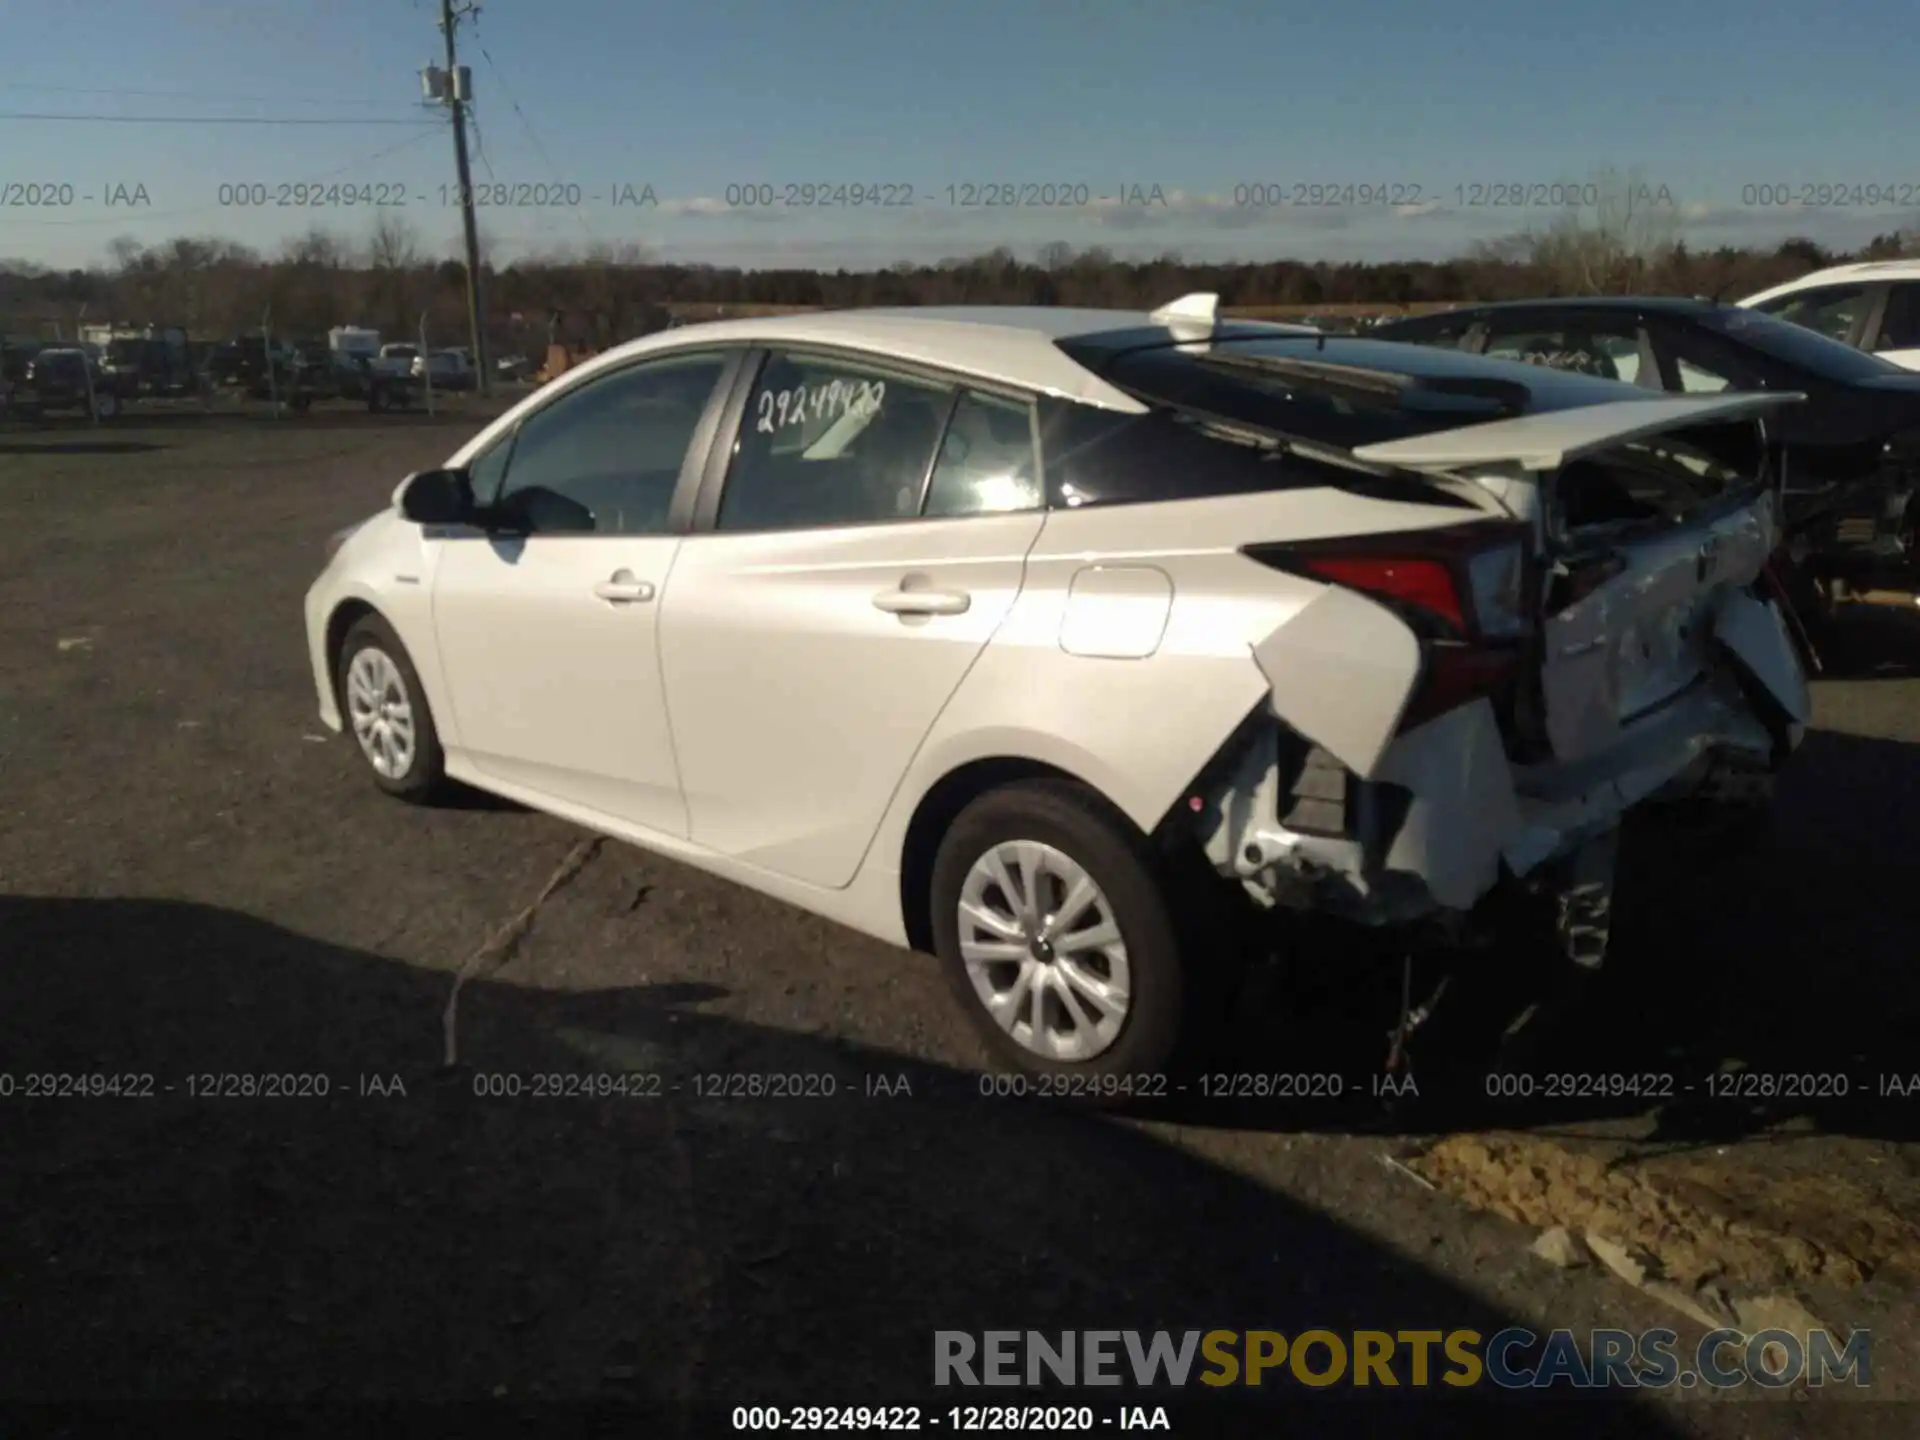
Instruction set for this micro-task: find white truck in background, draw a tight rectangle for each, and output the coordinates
[328,327,382,364]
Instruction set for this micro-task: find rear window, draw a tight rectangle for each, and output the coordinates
[1092,336,1643,454]
[1035,396,1476,511]
[1706,307,1902,382]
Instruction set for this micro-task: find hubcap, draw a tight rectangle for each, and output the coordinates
[956,840,1131,1062]
[345,647,416,779]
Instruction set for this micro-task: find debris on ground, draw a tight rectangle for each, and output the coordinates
[1412,1132,1920,1290]
[1378,1151,1437,1191]
[1582,1230,1738,1329]
[1731,1292,1840,1342]
[1529,1225,1589,1269]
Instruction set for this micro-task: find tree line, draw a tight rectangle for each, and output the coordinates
[3,198,1914,351]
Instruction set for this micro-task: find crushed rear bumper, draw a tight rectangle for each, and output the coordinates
[1195,591,1806,929]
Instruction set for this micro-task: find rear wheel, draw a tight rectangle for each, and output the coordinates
[90,390,119,420]
[336,615,445,802]
[929,780,1219,1089]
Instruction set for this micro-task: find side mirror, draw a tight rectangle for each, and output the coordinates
[395,468,475,525]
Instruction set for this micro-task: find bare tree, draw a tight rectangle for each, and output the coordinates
[368,210,423,273]
[366,211,425,339]
[1525,167,1684,294]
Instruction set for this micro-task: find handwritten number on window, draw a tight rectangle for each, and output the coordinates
[754,378,885,435]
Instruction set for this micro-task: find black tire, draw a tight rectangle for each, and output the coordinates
[335,614,446,802]
[929,779,1225,1089]
[90,390,119,421]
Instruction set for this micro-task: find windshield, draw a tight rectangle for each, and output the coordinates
[1706,307,1904,382]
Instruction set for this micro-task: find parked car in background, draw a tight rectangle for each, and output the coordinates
[305,296,1808,1084]
[204,335,325,410]
[8,346,129,418]
[495,353,533,382]
[1739,260,1920,373]
[412,348,475,390]
[374,343,419,379]
[1372,297,1920,618]
[1,337,43,412]
[329,326,383,366]
[96,327,195,398]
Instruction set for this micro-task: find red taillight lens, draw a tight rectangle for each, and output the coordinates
[1243,524,1537,737]
[1296,556,1466,633]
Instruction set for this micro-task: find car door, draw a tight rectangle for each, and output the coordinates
[1866,282,1920,372]
[659,347,1047,889]
[428,347,739,834]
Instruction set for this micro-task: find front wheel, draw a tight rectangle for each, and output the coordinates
[929,780,1214,1087]
[336,615,446,802]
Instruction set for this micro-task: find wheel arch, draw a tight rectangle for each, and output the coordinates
[324,597,384,710]
[897,755,1141,956]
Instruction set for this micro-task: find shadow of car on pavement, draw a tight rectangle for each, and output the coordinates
[0,892,1705,1435]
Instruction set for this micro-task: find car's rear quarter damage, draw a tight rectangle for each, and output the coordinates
[1176,397,1812,934]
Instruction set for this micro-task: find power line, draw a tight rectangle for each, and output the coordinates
[0,112,440,126]
[471,26,597,246]
[0,81,395,107]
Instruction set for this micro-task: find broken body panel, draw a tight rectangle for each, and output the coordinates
[1195,393,1811,928]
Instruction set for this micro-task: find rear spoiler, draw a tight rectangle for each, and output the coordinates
[1350,392,1806,474]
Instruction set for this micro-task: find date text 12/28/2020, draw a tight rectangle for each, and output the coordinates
[729,1403,1174,1432]
[211,182,660,209]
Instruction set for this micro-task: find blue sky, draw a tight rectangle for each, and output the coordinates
[2,0,1914,270]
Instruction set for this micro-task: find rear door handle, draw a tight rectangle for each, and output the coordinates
[594,570,655,604]
[873,587,971,616]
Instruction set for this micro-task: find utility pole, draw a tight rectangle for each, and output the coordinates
[428,0,490,395]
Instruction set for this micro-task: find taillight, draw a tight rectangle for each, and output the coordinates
[1296,556,1465,632]
[1243,523,1536,735]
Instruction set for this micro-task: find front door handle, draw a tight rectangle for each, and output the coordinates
[873,587,971,616]
[594,569,656,604]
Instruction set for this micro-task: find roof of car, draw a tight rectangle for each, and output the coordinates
[1738,259,1920,307]
[562,305,1319,414]
[1379,296,1724,321]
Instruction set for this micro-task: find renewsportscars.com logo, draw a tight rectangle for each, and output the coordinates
[934,1328,1872,1391]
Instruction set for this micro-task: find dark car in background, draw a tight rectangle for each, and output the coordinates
[99,329,196,398]
[1,338,41,411]
[203,334,323,408]
[1373,298,1920,621]
[8,346,124,419]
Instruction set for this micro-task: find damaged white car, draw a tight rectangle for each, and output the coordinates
[304,294,1811,1082]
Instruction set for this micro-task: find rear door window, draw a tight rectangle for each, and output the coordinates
[1873,283,1920,352]
[1481,318,1648,382]
[922,391,1041,517]
[1752,284,1872,344]
[716,349,955,532]
[1385,315,1480,350]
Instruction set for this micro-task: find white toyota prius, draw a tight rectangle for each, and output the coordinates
[305,295,1812,1083]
